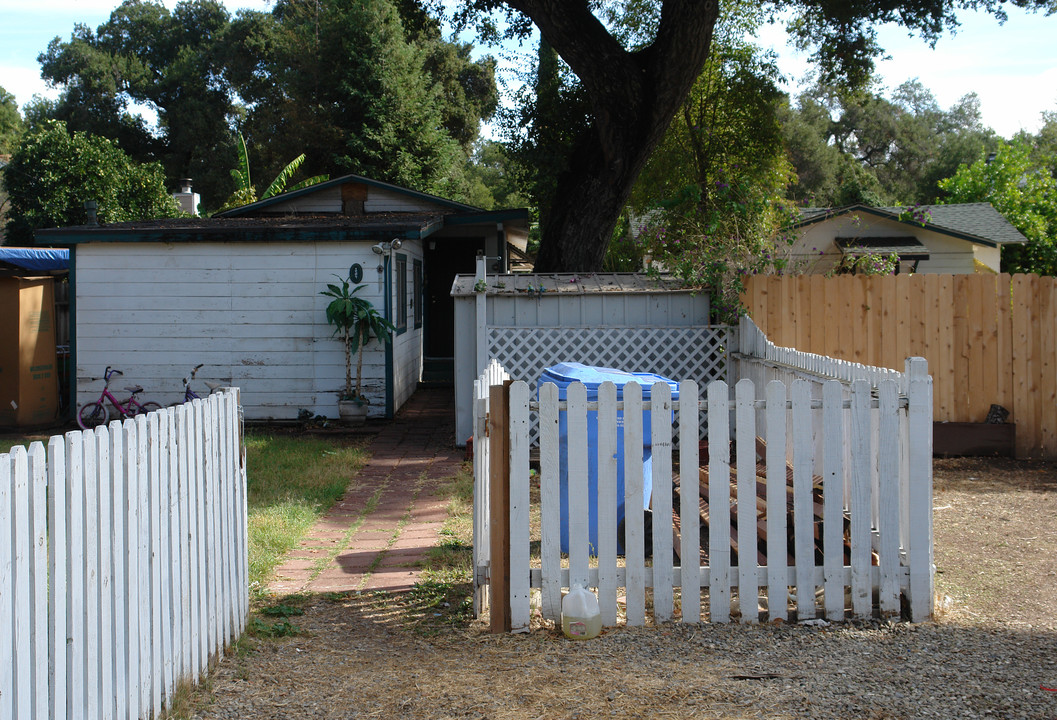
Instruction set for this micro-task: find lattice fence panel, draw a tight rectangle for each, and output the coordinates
[488,325,735,444]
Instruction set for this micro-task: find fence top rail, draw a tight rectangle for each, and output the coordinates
[519,379,911,411]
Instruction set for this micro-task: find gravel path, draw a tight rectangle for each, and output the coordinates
[192,457,1057,720]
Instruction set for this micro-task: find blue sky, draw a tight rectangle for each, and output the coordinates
[1,1,1055,138]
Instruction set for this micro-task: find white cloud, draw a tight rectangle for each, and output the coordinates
[0,65,58,109]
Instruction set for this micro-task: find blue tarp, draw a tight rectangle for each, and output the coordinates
[0,247,69,271]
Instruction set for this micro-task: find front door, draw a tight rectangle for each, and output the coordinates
[424,238,482,359]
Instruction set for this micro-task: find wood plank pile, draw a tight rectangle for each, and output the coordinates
[673,437,870,567]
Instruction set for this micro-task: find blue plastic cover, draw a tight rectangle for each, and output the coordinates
[538,362,679,399]
[0,247,69,271]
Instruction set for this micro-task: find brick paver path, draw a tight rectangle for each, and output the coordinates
[268,387,464,595]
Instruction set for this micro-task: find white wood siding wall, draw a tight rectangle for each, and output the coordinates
[75,242,422,420]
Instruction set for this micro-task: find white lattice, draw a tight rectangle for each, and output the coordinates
[488,325,735,443]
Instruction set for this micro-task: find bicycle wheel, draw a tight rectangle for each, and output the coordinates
[135,401,164,417]
[78,401,109,430]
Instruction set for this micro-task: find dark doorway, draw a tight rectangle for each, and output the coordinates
[424,238,482,360]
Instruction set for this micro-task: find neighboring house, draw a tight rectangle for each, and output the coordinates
[782,203,1028,274]
[36,173,529,421]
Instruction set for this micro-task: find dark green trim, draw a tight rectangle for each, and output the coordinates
[412,258,423,330]
[67,247,77,422]
[37,224,442,245]
[394,253,408,336]
[444,208,530,225]
[383,254,394,419]
[214,173,483,218]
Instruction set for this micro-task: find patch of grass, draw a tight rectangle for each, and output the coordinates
[401,579,475,635]
[245,432,368,597]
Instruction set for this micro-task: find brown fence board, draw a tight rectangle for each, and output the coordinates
[741,273,1057,459]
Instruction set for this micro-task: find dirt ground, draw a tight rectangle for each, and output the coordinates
[190,456,1057,720]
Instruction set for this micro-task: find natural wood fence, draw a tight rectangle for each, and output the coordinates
[741,273,1057,458]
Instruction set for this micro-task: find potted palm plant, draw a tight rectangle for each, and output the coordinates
[321,275,395,424]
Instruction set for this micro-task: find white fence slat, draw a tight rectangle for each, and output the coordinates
[136,414,152,716]
[161,410,177,700]
[707,380,731,623]
[65,433,85,720]
[190,402,205,677]
[123,419,141,720]
[735,379,758,624]
[110,423,128,720]
[206,400,221,660]
[80,433,100,720]
[791,380,816,621]
[508,381,532,633]
[849,381,873,617]
[11,447,32,720]
[678,381,701,623]
[906,358,934,621]
[877,381,901,616]
[95,427,114,720]
[822,381,845,621]
[46,436,68,720]
[764,381,788,622]
[596,381,618,626]
[0,450,12,720]
[147,414,163,717]
[176,405,193,681]
[651,382,674,624]
[566,382,590,589]
[26,444,48,719]
[622,382,646,627]
[538,382,561,622]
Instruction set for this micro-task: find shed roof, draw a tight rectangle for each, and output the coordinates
[795,202,1028,248]
[451,272,691,297]
[35,209,527,245]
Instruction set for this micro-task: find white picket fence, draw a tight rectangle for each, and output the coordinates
[0,389,248,720]
[474,362,933,631]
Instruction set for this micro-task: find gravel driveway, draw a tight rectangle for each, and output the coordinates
[194,457,1057,720]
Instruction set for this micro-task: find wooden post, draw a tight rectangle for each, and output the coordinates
[475,254,488,379]
[488,381,511,633]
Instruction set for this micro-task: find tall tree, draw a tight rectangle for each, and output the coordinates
[228,0,497,201]
[0,86,23,155]
[4,120,180,243]
[939,138,1057,274]
[37,0,239,207]
[440,0,1055,271]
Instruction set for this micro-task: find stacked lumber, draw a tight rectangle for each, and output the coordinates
[673,437,861,567]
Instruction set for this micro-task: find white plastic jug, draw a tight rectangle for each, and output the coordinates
[561,584,601,640]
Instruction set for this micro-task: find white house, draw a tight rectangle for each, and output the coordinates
[783,203,1028,274]
[37,174,529,421]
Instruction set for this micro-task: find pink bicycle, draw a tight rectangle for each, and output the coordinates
[77,366,163,430]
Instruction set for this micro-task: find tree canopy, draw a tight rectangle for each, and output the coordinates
[437,0,1057,271]
[34,0,498,211]
[3,119,180,243]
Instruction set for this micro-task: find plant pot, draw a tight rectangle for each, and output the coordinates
[338,399,369,425]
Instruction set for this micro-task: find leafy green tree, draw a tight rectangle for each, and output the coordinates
[0,86,23,155]
[228,0,497,202]
[939,139,1057,274]
[37,0,239,207]
[437,0,1052,271]
[3,120,180,243]
[219,132,330,211]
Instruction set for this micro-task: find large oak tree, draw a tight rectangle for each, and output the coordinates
[443,0,1056,271]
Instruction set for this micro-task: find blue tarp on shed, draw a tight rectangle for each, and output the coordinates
[0,247,70,271]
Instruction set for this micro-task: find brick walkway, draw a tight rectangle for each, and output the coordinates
[268,387,464,595]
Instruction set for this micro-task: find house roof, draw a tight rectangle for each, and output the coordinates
[795,203,1028,248]
[451,272,690,297]
[212,172,482,218]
